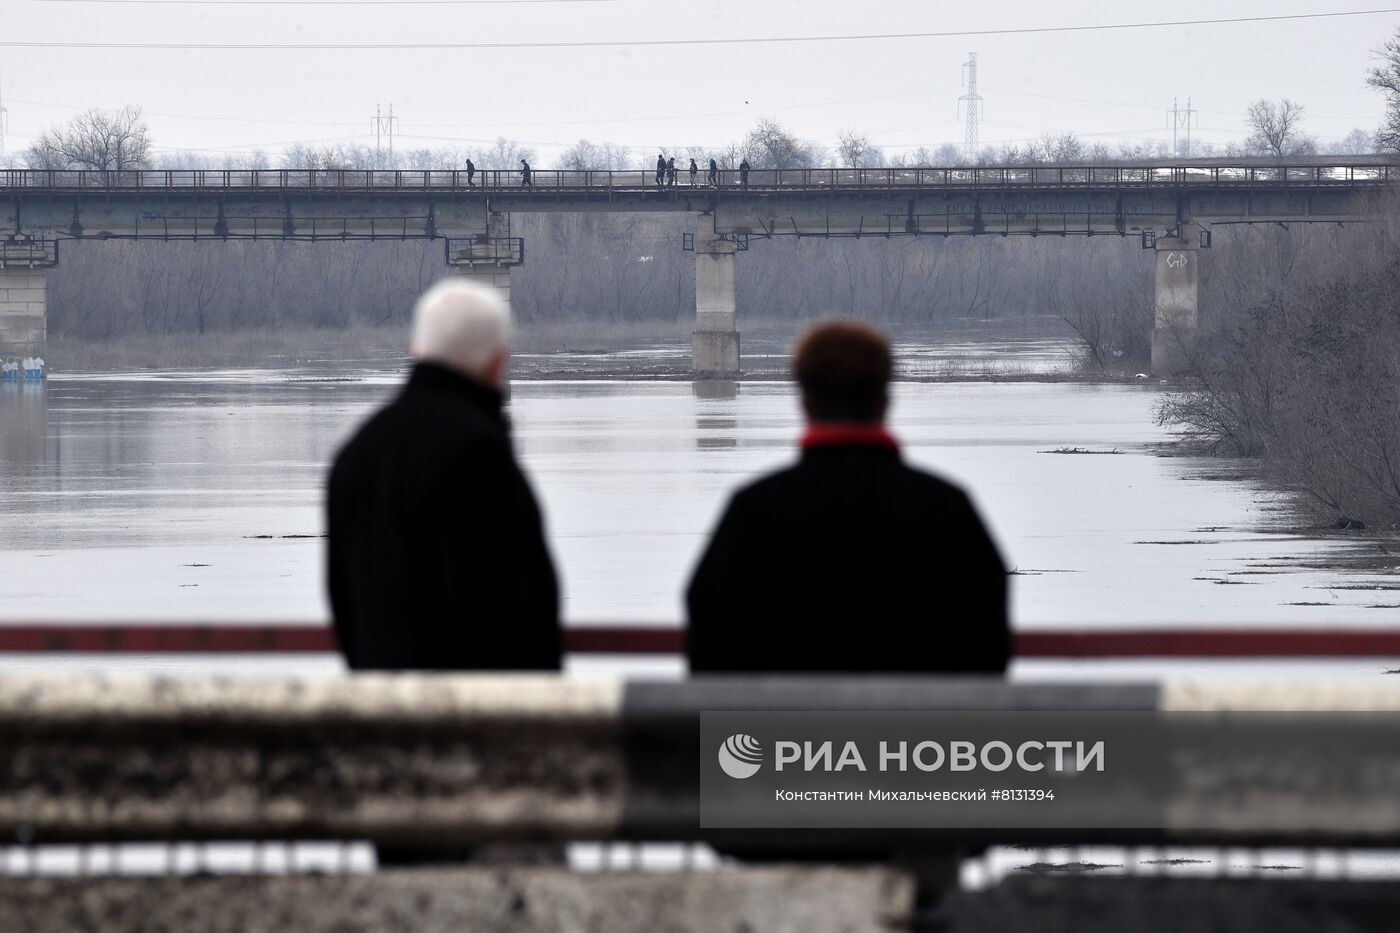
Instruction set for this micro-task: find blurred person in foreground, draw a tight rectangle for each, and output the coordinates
[327,278,560,673]
[327,279,560,865]
[687,320,1008,673]
[685,322,1009,892]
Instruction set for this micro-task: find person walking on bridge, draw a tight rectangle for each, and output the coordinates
[519,159,532,187]
[689,158,699,186]
[327,278,560,675]
[655,153,666,190]
[738,157,750,189]
[464,157,476,188]
[667,156,677,188]
[708,157,719,187]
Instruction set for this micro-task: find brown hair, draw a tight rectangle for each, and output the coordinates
[792,321,892,422]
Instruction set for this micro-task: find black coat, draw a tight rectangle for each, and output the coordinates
[327,362,560,670]
[686,441,1009,673]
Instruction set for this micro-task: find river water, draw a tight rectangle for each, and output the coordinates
[4,335,1397,879]
[2,335,1395,660]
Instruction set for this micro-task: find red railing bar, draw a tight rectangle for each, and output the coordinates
[0,625,1397,658]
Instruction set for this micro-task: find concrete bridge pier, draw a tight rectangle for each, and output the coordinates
[454,262,515,310]
[1151,235,1201,376]
[444,220,523,312]
[0,240,57,359]
[692,215,740,378]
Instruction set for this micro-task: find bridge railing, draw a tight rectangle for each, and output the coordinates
[2,622,1399,657]
[1,163,1392,193]
[0,674,1396,930]
[0,674,1397,848]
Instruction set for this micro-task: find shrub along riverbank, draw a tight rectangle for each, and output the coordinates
[1158,188,1400,531]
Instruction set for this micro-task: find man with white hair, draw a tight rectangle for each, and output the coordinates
[326,279,560,673]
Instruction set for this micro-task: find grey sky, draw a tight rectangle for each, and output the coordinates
[1,0,1396,163]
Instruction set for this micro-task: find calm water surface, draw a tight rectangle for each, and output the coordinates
[1,339,1394,636]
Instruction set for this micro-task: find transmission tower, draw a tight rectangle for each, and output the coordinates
[957,52,983,163]
[371,104,399,166]
[0,62,9,163]
[1168,97,1198,158]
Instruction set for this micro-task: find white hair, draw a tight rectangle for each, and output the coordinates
[409,278,511,381]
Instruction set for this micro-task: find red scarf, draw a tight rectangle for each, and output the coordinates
[800,422,899,450]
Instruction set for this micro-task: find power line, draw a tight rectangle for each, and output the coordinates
[37,0,614,4]
[4,8,1399,50]
[981,85,1382,122]
[0,56,9,161]
[1,89,939,131]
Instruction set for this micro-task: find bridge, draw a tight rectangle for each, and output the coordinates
[2,161,1392,375]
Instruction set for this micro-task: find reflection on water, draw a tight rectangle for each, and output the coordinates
[696,415,738,450]
[0,384,46,466]
[0,349,1394,629]
[692,379,739,401]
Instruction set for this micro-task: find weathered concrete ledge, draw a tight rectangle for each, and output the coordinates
[0,675,1398,846]
[0,867,916,933]
[935,876,1400,932]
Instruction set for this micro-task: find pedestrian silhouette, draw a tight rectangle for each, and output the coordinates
[464,157,476,188]
[708,157,719,187]
[520,159,532,187]
[667,156,677,188]
[329,280,560,673]
[739,158,750,189]
[689,158,699,186]
[328,279,561,866]
[655,153,666,190]
[688,320,1008,674]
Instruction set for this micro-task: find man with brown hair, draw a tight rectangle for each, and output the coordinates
[686,320,1009,673]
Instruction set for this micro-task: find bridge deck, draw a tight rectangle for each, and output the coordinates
[2,162,1393,195]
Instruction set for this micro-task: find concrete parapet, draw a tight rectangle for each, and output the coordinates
[935,877,1400,932]
[2,676,1400,848]
[0,867,917,933]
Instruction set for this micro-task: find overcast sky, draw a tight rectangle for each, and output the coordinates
[1,0,1396,163]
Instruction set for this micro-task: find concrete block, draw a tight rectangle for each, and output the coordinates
[0,867,916,933]
[938,877,1400,932]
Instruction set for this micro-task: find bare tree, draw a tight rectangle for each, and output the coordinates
[469,137,537,170]
[1244,99,1313,158]
[558,139,632,171]
[26,105,151,170]
[1337,127,1378,155]
[1032,133,1085,163]
[1369,31,1400,153]
[743,118,820,169]
[836,129,872,167]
